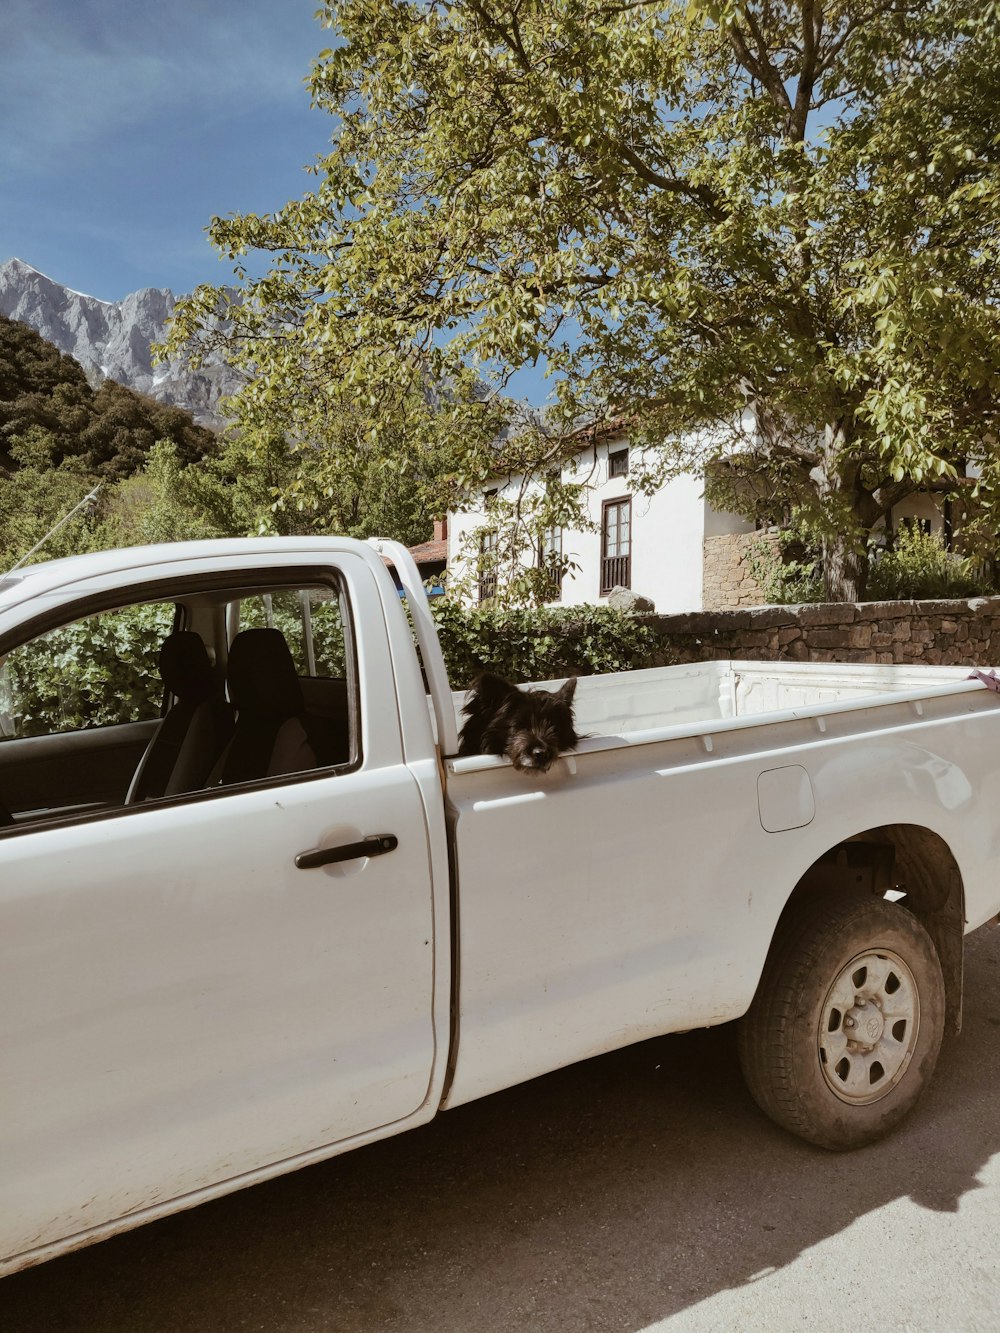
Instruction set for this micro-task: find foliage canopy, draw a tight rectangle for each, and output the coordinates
[170,0,1000,601]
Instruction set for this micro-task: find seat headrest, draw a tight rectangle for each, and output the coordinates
[160,631,216,704]
[227,628,303,718]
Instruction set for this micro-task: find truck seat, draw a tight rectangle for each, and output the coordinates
[209,628,318,786]
[126,632,235,803]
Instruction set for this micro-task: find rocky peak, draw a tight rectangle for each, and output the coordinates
[0,258,241,427]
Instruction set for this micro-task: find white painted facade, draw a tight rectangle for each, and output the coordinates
[447,428,974,612]
[447,435,753,613]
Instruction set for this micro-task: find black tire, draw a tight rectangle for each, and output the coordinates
[738,887,946,1150]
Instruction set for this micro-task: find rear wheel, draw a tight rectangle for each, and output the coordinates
[738,888,946,1150]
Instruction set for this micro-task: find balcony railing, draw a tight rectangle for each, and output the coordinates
[600,553,631,594]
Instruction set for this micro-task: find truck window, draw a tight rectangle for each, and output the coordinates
[0,573,358,834]
[0,601,175,740]
[226,586,354,770]
[228,589,348,680]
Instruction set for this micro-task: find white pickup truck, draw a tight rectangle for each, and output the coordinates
[1,536,998,1276]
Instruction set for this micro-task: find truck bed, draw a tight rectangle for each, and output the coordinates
[441,655,998,1109]
[448,659,980,758]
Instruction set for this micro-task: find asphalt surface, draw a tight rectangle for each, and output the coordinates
[6,928,1000,1333]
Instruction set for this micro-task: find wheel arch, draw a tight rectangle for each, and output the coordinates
[777,823,965,1035]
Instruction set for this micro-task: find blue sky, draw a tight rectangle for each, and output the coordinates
[0,0,552,403]
[0,0,333,301]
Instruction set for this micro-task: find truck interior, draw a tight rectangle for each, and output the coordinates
[0,578,356,831]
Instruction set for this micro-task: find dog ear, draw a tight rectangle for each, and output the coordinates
[554,676,578,704]
[470,671,519,705]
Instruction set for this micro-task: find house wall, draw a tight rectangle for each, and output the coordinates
[560,452,708,612]
[448,438,752,613]
[890,491,944,536]
[702,531,780,610]
[703,493,756,540]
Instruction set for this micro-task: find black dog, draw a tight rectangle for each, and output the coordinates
[458,672,579,772]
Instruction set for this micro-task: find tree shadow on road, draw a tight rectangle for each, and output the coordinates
[8,928,1000,1333]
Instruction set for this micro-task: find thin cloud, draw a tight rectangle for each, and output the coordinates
[0,0,324,175]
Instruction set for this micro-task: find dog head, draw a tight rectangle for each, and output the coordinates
[461,672,579,773]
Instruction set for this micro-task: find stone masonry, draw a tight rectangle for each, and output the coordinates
[702,531,781,610]
[641,597,1000,669]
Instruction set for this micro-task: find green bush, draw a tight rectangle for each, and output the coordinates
[867,526,987,601]
[747,524,994,604]
[1,603,174,738]
[430,599,661,685]
[746,534,824,604]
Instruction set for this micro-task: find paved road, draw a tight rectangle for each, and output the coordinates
[7,928,1000,1333]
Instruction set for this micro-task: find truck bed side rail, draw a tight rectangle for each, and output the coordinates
[367,537,459,757]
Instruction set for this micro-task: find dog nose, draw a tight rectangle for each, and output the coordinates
[530,744,548,760]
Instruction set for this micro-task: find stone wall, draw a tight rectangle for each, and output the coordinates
[702,531,780,610]
[642,597,1000,668]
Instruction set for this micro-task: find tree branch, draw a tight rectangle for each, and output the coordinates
[820,1,900,69]
[730,8,793,122]
[616,144,729,221]
[791,0,822,141]
[466,2,531,71]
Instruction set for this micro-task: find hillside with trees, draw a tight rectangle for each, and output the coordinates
[0,315,217,480]
[0,316,451,573]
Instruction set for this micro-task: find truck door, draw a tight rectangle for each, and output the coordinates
[0,557,436,1263]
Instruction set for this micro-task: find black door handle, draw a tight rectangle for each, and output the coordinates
[294,834,398,870]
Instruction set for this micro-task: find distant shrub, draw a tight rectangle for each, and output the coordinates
[867,526,988,601]
[430,599,661,685]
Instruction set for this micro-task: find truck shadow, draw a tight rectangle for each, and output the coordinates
[8,926,1000,1333]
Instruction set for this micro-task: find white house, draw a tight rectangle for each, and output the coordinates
[447,430,757,613]
[447,427,968,614]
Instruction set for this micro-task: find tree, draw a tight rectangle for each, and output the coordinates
[0,428,101,570]
[97,441,218,548]
[168,0,1000,600]
[167,274,509,554]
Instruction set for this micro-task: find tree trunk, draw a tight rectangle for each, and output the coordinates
[821,530,868,602]
[817,419,869,602]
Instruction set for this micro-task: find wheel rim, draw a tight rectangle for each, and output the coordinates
[818,948,921,1106]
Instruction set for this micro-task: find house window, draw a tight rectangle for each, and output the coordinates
[601,497,632,594]
[608,447,629,479]
[476,488,500,605]
[537,526,563,601]
[478,529,498,605]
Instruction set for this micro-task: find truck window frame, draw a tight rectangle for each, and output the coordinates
[0,564,363,841]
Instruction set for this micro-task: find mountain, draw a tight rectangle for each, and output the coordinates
[0,258,241,427]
